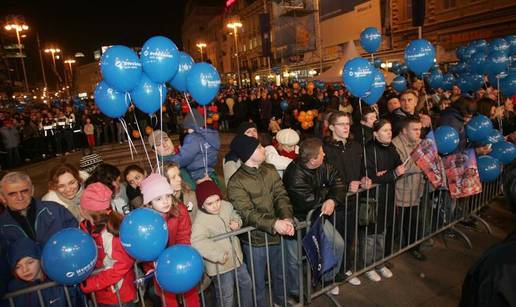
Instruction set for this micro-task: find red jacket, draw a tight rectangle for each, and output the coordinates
[144,204,199,307]
[79,221,137,305]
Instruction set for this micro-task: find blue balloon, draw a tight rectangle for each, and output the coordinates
[488,38,510,56]
[342,57,374,97]
[490,141,516,164]
[280,100,289,111]
[405,39,436,76]
[469,52,487,75]
[120,208,168,261]
[170,52,195,92]
[186,62,221,106]
[477,155,501,182]
[41,228,97,285]
[486,51,509,76]
[456,46,467,61]
[141,36,179,83]
[363,68,385,105]
[430,63,440,72]
[360,27,382,53]
[155,245,204,294]
[428,71,444,89]
[500,73,516,96]
[100,45,142,92]
[456,74,473,93]
[470,39,488,54]
[505,35,516,56]
[94,81,130,118]
[481,129,504,146]
[373,58,382,68]
[470,74,484,92]
[466,114,493,142]
[399,63,409,74]
[442,73,455,91]
[391,61,401,74]
[435,126,459,155]
[131,74,168,114]
[392,75,407,92]
[463,45,477,61]
[455,62,469,74]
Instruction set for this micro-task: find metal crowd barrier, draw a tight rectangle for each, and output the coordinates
[2,172,504,307]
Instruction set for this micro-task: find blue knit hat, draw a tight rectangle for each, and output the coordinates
[8,237,41,270]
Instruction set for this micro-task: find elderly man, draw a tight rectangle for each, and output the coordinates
[0,171,77,296]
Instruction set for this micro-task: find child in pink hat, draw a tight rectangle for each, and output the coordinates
[140,173,199,307]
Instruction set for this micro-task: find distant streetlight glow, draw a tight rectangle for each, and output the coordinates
[227,20,243,88]
[196,42,207,61]
[4,19,29,92]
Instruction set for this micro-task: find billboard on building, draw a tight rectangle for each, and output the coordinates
[271,0,317,60]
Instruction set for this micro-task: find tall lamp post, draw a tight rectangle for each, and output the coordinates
[196,42,207,61]
[64,59,76,95]
[44,47,61,91]
[227,21,242,88]
[4,22,29,93]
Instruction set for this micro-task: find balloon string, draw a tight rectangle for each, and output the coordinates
[133,111,154,174]
[119,116,138,155]
[203,105,208,176]
[150,114,161,175]
[183,92,199,128]
[159,85,164,173]
[358,97,368,179]
[119,118,136,160]
[496,77,503,135]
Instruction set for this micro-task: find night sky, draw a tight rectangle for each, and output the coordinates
[2,0,223,88]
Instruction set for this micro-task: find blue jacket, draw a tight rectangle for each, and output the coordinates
[7,279,85,307]
[163,128,220,181]
[0,199,78,250]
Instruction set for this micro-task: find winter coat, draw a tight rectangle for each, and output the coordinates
[0,199,78,248]
[392,134,424,207]
[42,187,83,222]
[79,221,136,305]
[163,128,220,181]
[323,137,364,184]
[283,160,347,220]
[0,126,20,149]
[8,279,84,307]
[351,124,373,145]
[227,163,293,246]
[223,155,242,186]
[191,201,244,276]
[265,145,294,178]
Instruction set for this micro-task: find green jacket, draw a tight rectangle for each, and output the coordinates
[227,163,293,246]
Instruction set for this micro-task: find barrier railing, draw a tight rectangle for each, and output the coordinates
[2,172,504,307]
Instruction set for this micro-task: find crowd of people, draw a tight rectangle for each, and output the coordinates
[0,76,515,307]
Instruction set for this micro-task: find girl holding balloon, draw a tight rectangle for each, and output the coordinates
[140,173,199,307]
[79,182,137,306]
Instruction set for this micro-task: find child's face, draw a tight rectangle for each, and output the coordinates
[151,194,173,214]
[202,195,221,215]
[126,171,145,189]
[166,167,182,192]
[15,257,42,282]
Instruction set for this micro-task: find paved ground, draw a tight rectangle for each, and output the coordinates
[13,133,516,307]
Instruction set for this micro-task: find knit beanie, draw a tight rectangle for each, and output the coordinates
[140,173,173,204]
[183,109,205,130]
[276,128,300,146]
[80,182,113,211]
[8,237,41,270]
[148,130,170,149]
[195,180,222,209]
[230,134,260,163]
[236,121,257,135]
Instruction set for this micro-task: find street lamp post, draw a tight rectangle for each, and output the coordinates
[196,42,207,61]
[4,23,29,93]
[64,59,76,95]
[44,48,61,91]
[227,21,242,88]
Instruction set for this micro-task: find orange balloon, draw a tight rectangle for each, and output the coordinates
[212,113,220,121]
[145,126,153,135]
[301,121,310,130]
[132,130,140,138]
[298,114,305,123]
[306,110,313,117]
[305,114,314,122]
[308,121,314,128]
[299,111,306,117]
[207,118,213,124]
[162,105,167,112]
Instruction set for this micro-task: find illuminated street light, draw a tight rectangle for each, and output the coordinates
[227,20,243,88]
[196,42,207,61]
[44,47,61,91]
[4,20,29,92]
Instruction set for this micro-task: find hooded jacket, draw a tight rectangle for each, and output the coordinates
[392,134,425,207]
[163,127,221,181]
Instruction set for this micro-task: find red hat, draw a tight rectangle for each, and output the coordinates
[80,182,112,211]
[195,180,222,208]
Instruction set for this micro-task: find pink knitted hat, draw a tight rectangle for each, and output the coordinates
[140,173,173,204]
[80,182,113,211]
